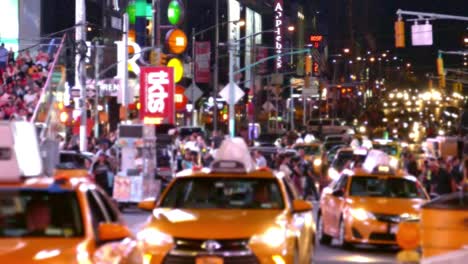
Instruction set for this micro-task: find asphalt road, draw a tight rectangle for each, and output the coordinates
[122,206,398,264]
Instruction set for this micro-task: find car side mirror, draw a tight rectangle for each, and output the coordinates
[292,199,313,213]
[137,198,156,211]
[332,189,344,197]
[98,222,132,242]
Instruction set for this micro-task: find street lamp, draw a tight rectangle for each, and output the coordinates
[288,26,295,67]
[191,19,244,127]
[343,48,350,54]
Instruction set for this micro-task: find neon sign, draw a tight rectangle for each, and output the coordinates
[274,0,283,70]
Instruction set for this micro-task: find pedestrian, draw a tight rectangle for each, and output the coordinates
[290,156,305,197]
[0,43,8,71]
[91,153,113,196]
[298,149,320,200]
[430,159,455,195]
[253,150,267,168]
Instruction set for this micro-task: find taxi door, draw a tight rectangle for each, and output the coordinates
[327,175,349,236]
[282,177,313,262]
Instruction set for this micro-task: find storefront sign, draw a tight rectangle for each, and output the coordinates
[195,41,211,83]
[139,67,175,124]
[274,0,283,70]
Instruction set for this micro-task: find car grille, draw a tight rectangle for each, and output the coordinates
[373,213,401,223]
[162,255,259,264]
[369,233,396,241]
[174,238,250,252]
[162,238,259,264]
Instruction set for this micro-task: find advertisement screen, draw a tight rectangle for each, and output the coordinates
[0,0,19,51]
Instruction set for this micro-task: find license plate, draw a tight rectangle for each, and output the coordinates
[390,224,399,234]
[196,256,223,264]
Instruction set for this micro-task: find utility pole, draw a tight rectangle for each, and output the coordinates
[228,39,235,137]
[76,0,87,151]
[213,0,219,132]
[191,27,197,126]
[94,40,101,139]
[122,13,129,107]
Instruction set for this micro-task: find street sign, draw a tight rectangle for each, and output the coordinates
[219,82,245,104]
[184,82,203,102]
[262,101,276,112]
[271,73,284,85]
[70,88,96,98]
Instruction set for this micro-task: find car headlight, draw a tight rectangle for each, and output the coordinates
[250,227,286,248]
[137,228,173,247]
[328,168,340,181]
[389,157,398,168]
[400,213,420,221]
[349,208,375,221]
[313,158,322,167]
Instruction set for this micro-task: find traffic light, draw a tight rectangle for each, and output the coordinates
[395,19,405,48]
[305,55,312,75]
[222,105,228,121]
[165,0,186,84]
[453,82,462,93]
[439,75,446,88]
[437,55,445,88]
[436,56,444,76]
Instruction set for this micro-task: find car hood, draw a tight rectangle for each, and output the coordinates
[0,238,87,263]
[349,197,426,216]
[147,208,288,239]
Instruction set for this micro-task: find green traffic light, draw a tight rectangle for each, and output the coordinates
[168,0,184,25]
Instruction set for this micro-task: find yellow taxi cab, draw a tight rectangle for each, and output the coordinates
[54,151,94,179]
[0,121,134,263]
[317,164,429,248]
[137,138,315,264]
[0,175,135,263]
[293,142,324,175]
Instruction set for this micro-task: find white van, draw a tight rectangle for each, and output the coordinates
[307,118,353,136]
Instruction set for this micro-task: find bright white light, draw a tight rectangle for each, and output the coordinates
[137,228,173,246]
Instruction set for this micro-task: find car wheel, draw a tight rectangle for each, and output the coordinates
[317,213,332,245]
[337,217,352,249]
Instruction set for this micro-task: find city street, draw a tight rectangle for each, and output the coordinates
[123,204,397,264]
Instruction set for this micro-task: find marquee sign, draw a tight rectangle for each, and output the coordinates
[139,67,175,124]
[274,0,283,70]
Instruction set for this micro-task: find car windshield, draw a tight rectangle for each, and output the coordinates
[349,176,427,199]
[332,151,354,171]
[324,141,346,151]
[160,178,284,209]
[294,145,320,155]
[0,189,84,237]
[57,153,91,170]
[373,144,398,156]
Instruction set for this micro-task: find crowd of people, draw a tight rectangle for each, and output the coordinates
[174,130,321,201]
[401,152,465,196]
[0,43,50,121]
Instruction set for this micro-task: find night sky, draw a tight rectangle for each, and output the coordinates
[321,0,467,76]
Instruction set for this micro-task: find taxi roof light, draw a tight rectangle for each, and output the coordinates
[210,160,247,173]
[214,137,256,172]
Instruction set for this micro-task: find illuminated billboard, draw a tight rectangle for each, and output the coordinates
[0,0,19,51]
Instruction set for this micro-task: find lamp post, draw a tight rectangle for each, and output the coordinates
[191,19,244,129]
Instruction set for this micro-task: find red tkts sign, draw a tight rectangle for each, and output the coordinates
[139,67,175,125]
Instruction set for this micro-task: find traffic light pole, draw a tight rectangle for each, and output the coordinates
[213,0,219,132]
[396,9,468,22]
[94,41,100,139]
